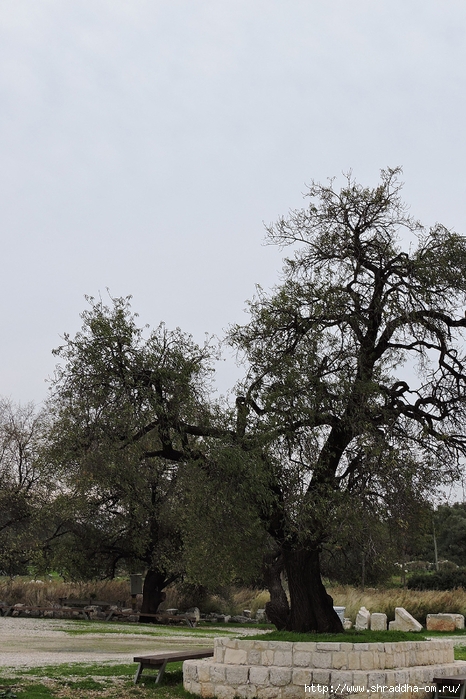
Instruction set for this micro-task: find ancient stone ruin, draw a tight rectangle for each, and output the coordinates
[184,637,466,699]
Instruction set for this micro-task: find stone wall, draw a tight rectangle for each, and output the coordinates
[183,637,466,699]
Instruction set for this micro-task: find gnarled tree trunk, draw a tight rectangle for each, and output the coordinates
[139,569,167,623]
[283,546,343,633]
[263,551,290,630]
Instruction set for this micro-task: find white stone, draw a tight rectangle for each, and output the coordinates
[343,617,353,629]
[389,607,423,632]
[371,612,388,631]
[355,606,371,630]
[426,613,465,631]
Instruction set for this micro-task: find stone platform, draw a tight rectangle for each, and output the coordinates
[183,637,466,699]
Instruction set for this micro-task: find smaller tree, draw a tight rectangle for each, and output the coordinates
[0,399,50,575]
[46,295,223,615]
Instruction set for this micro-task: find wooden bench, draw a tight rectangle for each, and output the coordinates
[432,677,466,699]
[133,649,214,685]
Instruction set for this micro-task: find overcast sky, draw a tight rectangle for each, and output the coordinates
[1,0,466,405]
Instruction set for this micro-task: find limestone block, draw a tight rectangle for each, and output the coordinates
[311,670,330,685]
[317,642,340,651]
[225,665,249,685]
[294,642,317,652]
[247,649,261,665]
[371,613,387,631]
[348,651,361,670]
[360,652,375,671]
[256,609,267,622]
[311,651,332,668]
[215,686,236,699]
[224,649,248,665]
[343,617,353,629]
[198,664,211,683]
[355,606,371,630]
[269,667,292,686]
[261,650,275,666]
[426,613,465,631]
[293,651,312,667]
[331,651,348,669]
[292,668,312,685]
[236,684,256,699]
[249,666,270,685]
[184,661,199,681]
[389,607,423,632]
[209,664,226,683]
[274,650,292,666]
[200,681,215,697]
[256,689,281,699]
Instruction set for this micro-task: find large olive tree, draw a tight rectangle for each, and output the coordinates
[229,168,466,631]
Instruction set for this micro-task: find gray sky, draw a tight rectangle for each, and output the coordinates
[1,0,466,405]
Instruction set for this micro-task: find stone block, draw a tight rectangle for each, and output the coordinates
[198,664,211,683]
[215,685,236,699]
[236,684,256,699]
[292,668,313,685]
[347,651,361,670]
[209,664,226,683]
[269,667,292,686]
[293,651,312,667]
[247,649,261,665]
[360,652,375,671]
[274,650,292,666]
[261,650,275,666]
[249,666,270,685]
[256,688,281,699]
[426,613,465,631]
[294,642,317,652]
[370,613,387,631]
[224,649,248,665]
[343,617,353,629]
[355,606,371,630]
[310,670,330,685]
[200,681,215,697]
[311,651,332,668]
[389,607,423,632]
[331,651,348,669]
[225,665,249,685]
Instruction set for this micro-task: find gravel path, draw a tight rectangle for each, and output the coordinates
[0,617,221,668]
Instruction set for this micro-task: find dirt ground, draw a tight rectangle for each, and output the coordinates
[0,617,237,668]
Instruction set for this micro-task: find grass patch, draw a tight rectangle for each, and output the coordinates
[247,630,429,642]
[4,662,194,699]
[455,647,466,661]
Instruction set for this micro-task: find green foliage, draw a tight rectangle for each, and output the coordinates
[408,568,466,590]
[45,294,220,586]
[435,503,466,567]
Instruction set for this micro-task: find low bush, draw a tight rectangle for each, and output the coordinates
[407,569,466,591]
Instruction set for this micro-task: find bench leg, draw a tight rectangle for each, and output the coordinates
[134,660,167,685]
[155,660,168,685]
[134,663,144,684]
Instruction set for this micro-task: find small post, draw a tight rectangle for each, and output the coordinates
[130,574,143,611]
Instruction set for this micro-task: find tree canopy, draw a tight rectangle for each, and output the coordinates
[228,167,466,630]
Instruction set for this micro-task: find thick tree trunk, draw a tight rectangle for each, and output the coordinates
[262,552,290,630]
[283,546,343,633]
[139,569,167,623]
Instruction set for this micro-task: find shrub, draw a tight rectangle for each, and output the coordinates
[407,569,466,590]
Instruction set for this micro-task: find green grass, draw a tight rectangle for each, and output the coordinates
[247,629,429,642]
[1,661,194,699]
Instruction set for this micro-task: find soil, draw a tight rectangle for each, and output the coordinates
[0,617,240,668]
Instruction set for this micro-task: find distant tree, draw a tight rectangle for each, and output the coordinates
[229,168,466,631]
[0,399,50,575]
[434,503,466,567]
[45,296,263,616]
